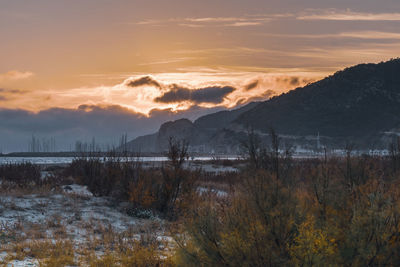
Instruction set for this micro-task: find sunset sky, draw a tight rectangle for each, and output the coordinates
[1,0,400,151]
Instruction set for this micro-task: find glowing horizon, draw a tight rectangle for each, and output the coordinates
[0,68,327,115]
[1,1,400,115]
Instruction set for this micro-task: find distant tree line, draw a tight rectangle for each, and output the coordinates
[74,133,129,153]
[28,135,56,153]
[24,133,129,153]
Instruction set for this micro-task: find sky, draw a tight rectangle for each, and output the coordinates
[1,0,400,152]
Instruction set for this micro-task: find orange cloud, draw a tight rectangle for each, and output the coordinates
[136,15,273,28]
[0,69,324,115]
[0,71,34,81]
[298,10,400,21]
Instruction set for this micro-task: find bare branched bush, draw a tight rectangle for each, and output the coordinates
[160,137,197,217]
[175,151,400,266]
[0,163,41,187]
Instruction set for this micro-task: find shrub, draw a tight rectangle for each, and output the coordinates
[175,170,299,266]
[0,162,41,186]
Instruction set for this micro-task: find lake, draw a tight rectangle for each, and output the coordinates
[0,156,239,165]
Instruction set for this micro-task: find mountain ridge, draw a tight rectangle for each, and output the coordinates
[235,59,400,139]
[127,59,400,152]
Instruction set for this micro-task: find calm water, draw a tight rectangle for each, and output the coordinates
[0,156,239,165]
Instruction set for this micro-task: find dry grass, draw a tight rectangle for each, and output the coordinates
[4,239,76,266]
[0,187,173,266]
[0,159,236,266]
[0,178,171,265]
[0,182,56,197]
[1,219,173,266]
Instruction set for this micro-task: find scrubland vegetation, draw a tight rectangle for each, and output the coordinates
[1,135,400,266]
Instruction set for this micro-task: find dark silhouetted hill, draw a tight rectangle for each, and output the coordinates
[126,103,258,153]
[234,59,400,144]
[127,59,400,152]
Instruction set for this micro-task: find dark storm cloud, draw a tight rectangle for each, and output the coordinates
[236,89,276,105]
[154,85,235,104]
[0,88,26,94]
[0,106,137,133]
[0,88,28,102]
[149,105,224,121]
[289,77,299,85]
[0,104,226,152]
[0,106,154,152]
[0,88,26,101]
[0,104,222,136]
[276,76,315,87]
[127,77,236,104]
[245,80,259,91]
[126,76,162,89]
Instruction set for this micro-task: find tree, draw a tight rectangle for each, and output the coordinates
[160,137,194,216]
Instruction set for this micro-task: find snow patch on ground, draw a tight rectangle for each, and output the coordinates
[6,259,38,267]
[197,186,228,197]
[187,162,239,173]
[0,184,171,265]
[0,187,161,244]
[62,184,93,197]
[0,252,38,266]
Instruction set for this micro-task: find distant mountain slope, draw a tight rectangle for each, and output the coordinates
[235,59,400,139]
[127,59,400,152]
[126,102,259,152]
[194,102,259,130]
